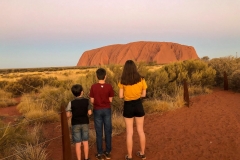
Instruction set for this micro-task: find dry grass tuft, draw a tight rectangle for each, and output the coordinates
[17,94,60,123]
[112,112,125,135]
[14,143,48,160]
[24,110,59,123]
[143,100,171,114]
[188,85,212,96]
[88,129,96,147]
[13,124,47,160]
[0,90,18,108]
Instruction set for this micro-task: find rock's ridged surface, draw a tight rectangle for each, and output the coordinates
[77,41,199,66]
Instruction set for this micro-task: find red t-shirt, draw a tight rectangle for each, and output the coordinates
[90,83,114,110]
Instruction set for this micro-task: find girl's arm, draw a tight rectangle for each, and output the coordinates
[141,89,146,97]
[119,88,124,98]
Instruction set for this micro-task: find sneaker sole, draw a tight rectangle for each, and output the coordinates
[104,155,111,159]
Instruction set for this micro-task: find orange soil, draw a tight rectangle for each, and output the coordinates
[1,88,240,160]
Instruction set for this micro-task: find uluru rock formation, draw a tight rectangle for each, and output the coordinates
[77,41,199,66]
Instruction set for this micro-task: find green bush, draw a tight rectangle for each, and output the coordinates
[209,56,240,87]
[145,68,169,98]
[230,70,240,92]
[145,60,216,99]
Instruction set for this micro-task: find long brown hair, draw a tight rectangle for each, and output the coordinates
[120,60,141,85]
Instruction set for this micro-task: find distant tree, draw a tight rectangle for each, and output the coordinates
[201,56,210,62]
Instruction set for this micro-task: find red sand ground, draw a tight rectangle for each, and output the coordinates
[1,88,240,160]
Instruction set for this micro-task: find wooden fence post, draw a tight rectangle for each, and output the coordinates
[183,79,190,107]
[224,71,228,90]
[61,105,72,160]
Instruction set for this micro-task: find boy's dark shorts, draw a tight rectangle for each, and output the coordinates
[123,98,145,118]
[72,124,89,143]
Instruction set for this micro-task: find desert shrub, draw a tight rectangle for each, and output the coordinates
[105,67,124,113]
[14,124,48,160]
[38,86,73,112]
[137,62,149,77]
[0,90,18,108]
[145,69,170,98]
[24,110,59,123]
[42,77,61,87]
[77,71,97,97]
[59,79,74,89]
[230,70,240,92]
[181,60,216,86]
[145,60,215,99]
[143,86,185,114]
[17,87,71,122]
[209,56,240,87]
[112,112,125,135]
[17,95,40,114]
[188,85,212,96]
[14,143,48,160]
[5,75,44,96]
[143,99,171,114]
[0,80,8,89]
[174,93,186,108]
[0,121,29,159]
[89,129,96,147]
[26,124,45,144]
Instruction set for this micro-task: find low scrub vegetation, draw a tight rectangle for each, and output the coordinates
[1,57,240,159]
[0,121,47,160]
[209,56,240,91]
[0,90,18,108]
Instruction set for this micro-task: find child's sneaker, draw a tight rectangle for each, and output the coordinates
[136,151,146,159]
[103,151,111,159]
[95,154,103,160]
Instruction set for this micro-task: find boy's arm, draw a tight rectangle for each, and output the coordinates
[88,101,92,116]
[66,112,72,119]
[109,85,114,102]
[90,97,94,104]
[109,97,113,102]
[65,102,72,119]
[88,110,92,116]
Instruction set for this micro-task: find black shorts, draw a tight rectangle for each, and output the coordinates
[123,98,145,118]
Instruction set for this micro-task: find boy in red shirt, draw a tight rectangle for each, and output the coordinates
[90,68,114,160]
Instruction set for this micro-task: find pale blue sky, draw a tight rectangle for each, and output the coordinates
[0,0,240,69]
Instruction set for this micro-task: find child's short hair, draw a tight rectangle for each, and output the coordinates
[96,68,106,80]
[71,84,83,97]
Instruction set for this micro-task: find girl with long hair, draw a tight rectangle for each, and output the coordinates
[118,60,147,160]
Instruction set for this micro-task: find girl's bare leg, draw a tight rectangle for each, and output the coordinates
[124,117,134,158]
[135,116,145,155]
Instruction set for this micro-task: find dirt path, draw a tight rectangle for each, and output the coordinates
[87,88,240,160]
[1,88,240,160]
